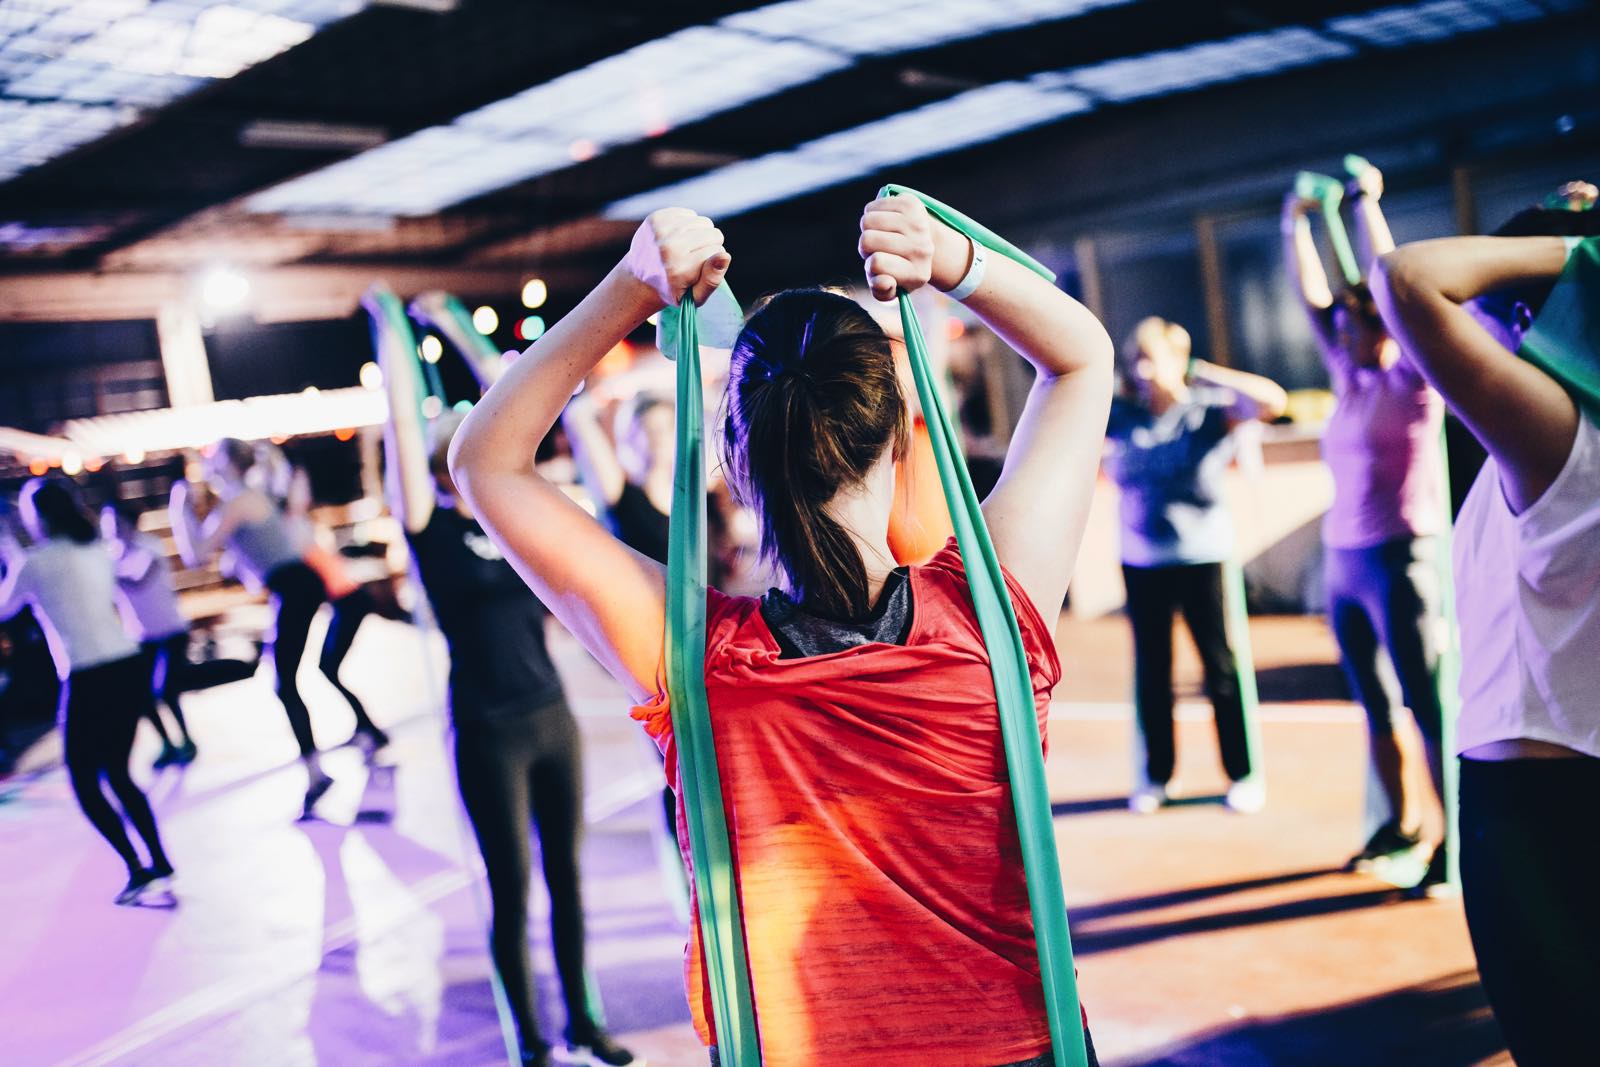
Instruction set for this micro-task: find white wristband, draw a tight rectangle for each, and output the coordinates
[944,237,988,302]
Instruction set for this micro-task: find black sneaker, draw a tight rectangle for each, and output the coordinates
[176,739,199,765]
[114,868,156,906]
[1346,820,1422,871]
[561,1027,638,1066]
[522,1042,553,1067]
[302,769,335,820]
[152,742,184,769]
[353,725,391,756]
[1405,848,1457,900]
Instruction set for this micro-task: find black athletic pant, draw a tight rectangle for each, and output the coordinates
[264,563,378,757]
[1460,757,1600,1067]
[454,703,592,1051]
[1326,537,1449,858]
[63,655,170,876]
[1123,561,1250,785]
[140,632,193,746]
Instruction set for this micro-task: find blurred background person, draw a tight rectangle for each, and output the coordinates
[370,286,636,1067]
[0,478,173,904]
[1107,316,1287,815]
[101,501,198,769]
[1283,162,1450,891]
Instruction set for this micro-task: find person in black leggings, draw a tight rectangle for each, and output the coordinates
[102,502,198,767]
[171,440,387,816]
[1,478,173,904]
[372,286,634,1067]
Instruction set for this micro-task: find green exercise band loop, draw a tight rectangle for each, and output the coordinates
[883,183,1087,1067]
[661,288,763,1067]
[1518,236,1600,423]
[1296,170,1361,287]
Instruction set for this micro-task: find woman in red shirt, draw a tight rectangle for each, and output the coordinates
[450,193,1113,1066]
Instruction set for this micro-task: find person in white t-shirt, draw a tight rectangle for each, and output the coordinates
[1372,185,1600,1067]
[0,479,174,905]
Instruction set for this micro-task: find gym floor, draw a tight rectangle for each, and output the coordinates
[0,612,1507,1066]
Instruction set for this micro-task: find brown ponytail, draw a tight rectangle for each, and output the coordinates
[725,289,908,619]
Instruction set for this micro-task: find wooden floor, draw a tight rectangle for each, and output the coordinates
[0,611,1507,1066]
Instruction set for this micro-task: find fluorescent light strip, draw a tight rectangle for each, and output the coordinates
[722,0,1136,56]
[605,81,1090,219]
[1033,27,1352,102]
[1325,0,1559,47]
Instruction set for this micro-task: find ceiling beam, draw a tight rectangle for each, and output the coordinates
[0,263,575,323]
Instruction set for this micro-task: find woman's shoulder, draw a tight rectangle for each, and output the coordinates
[910,539,1063,686]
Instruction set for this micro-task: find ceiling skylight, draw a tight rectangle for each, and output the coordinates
[1324,0,1578,48]
[606,81,1091,219]
[721,0,1136,56]
[243,0,1137,217]
[0,0,367,180]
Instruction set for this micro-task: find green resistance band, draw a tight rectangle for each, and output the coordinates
[657,284,762,1067]
[365,288,436,426]
[1222,557,1265,784]
[880,183,1088,1067]
[1518,236,1600,423]
[1296,170,1360,286]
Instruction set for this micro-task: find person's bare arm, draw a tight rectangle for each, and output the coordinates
[450,210,728,702]
[0,552,31,620]
[169,481,246,566]
[859,195,1113,620]
[1348,165,1396,266]
[366,286,437,535]
[1189,360,1288,424]
[1282,190,1339,345]
[1373,236,1578,512]
[115,539,157,583]
[561,391,627,509]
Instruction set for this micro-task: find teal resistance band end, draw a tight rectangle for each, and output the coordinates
[878,183,1056,284]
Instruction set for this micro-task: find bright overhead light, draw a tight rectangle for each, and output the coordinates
[420,335,444,363]
[521,278,548,309]
[359,361,383,390]
[198,265,250,312]
[421,395,443,418]
[472,306,499,334]
[61,452,83,476]
[515,315,545,341]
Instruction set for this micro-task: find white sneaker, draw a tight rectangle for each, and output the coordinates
[1129,783,1169,814]
[1225,779,1266,814]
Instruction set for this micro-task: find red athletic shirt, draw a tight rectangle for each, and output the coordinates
[632,540,1065,1066]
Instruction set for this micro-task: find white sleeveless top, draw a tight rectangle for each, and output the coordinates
[1453,415,1600,758]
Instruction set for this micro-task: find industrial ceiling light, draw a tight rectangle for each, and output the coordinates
[198,264,250,313]
[521,278,548,309]
[472,306,499,334]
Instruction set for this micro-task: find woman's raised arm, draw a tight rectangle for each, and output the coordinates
[859,194,1114,620]
[449,210,729,701]
[1373,236,1577,513]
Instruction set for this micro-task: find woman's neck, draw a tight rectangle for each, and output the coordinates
[821,456,899,606]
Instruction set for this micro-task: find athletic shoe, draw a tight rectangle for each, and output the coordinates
[1224,779,1267,814]
[152,742,184,769]
[302,769,335,819]
[522,1043,553,1067]
[352,725,391,756]
[1346,820,1422,872]
[1403,848,1457,900]
[114,869,156,906]
[1128,782,1169,815]
[560,1027,638,1066]
[176,739,199,765]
